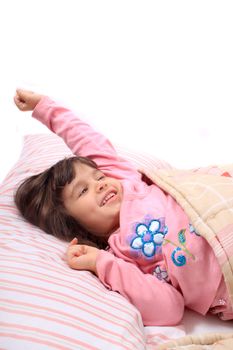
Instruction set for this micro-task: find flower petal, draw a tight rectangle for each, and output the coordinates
[148,220,160,233]
[143,242,155,257]
[136,224,148,237]
[131,237,143,249]
[153,233,164,245]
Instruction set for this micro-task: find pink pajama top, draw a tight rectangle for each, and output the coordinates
[33,97,224,326]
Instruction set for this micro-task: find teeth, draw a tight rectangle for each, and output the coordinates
[102,192,116,206]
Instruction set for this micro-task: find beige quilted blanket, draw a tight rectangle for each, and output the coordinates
[140,164,233,349]
[157,332,233,349]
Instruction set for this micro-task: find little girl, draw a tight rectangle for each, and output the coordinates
[14,89,233,326]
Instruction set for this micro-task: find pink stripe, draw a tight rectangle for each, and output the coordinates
[0,237,65,255]
[0,306,136,350]
[1,256,137,315]
[0,221,20,229]
[1,284,143,345]
[0,323,98,350]
[0,230,65,254]
[1,258,141,331]
[0,203,13,210]
[1,265,139,324]
[147,333,170,341]
[1,282,122,324]
[0,333,72,350]
[0,260,131,309]
[0,184,15,193]
[1,299,140,348]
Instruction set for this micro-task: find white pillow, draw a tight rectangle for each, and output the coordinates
[0,133,172,350]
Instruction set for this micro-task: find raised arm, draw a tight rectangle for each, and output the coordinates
[14,89,140,180]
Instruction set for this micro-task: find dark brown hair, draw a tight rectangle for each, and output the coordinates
[14,156,107,249]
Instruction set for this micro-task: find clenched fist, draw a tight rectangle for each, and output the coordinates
[66,237,100,275]
[14,89,44,111]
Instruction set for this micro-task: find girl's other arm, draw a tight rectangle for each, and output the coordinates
[96,250,184,326]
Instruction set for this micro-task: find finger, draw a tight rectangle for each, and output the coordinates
[70,245,86,256]
[67,246,86,268]
[16,88,34,100]
[67,245,86,261]
[14,95,27,111]
[15,89,26,103]
[68,237,78,247]
[69,254,90,270]
[13,95,20,107]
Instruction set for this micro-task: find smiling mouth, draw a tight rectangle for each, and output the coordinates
[101,191,117,206]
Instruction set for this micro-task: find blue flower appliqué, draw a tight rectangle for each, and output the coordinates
[130,219,166,257]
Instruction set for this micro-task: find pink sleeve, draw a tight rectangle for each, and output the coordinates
[96,250,184,326]
[32,97,140,180]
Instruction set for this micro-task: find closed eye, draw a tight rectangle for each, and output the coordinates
[79,187,88,197]
[98,175,105,181]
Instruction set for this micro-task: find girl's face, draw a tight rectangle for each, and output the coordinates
[62,162,123,238]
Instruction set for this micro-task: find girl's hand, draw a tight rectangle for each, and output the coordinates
[66,237,100,275]
[14,89,44,111]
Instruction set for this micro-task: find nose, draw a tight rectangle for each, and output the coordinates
[96,181,107,192]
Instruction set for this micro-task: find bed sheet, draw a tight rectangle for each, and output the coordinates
[183,309,233,335]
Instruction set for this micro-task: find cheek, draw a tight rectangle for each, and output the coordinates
[71,198,98,218]
[63,198,81,218]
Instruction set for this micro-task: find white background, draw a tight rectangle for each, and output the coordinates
[0,0,233,182]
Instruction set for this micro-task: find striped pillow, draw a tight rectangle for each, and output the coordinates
[0,133,173,350]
